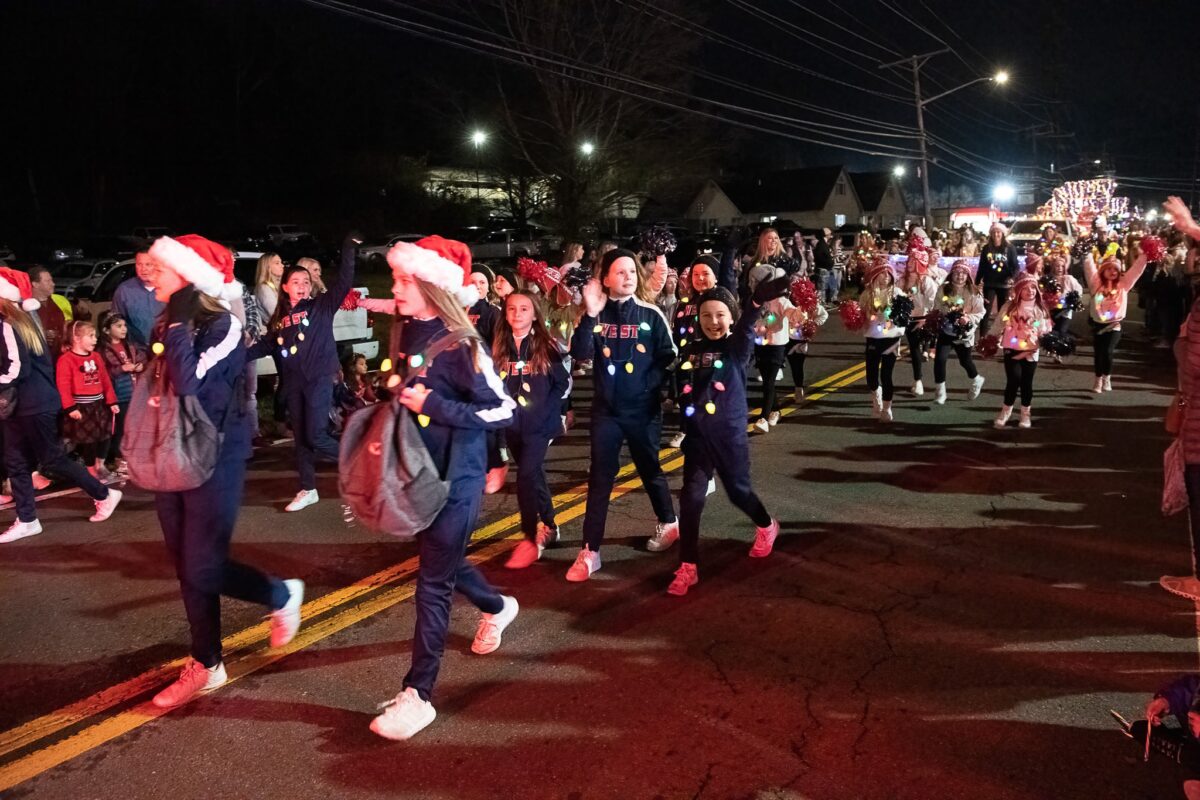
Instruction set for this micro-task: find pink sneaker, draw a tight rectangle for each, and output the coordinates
[749,518,779,558]
[505,539,541,569]
[667,563,698,596]
[565,548,601,582]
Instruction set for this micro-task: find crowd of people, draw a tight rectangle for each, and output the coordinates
[2,196,1200,751]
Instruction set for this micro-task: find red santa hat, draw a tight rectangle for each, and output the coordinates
[386,235,479,307]
[0,268,40,311]
[148,234,242,304]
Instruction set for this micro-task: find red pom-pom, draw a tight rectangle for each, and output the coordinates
[789,278,819,314]
[839,300,866,332]
[340,289,362,311]
[976,334,1000,359]
[800,320,818,341]
[517,257,549,284]
[1140,235,1166,263]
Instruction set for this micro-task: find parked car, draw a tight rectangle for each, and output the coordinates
[467,225,560,260]
[1005,218,1075,255]
[358,233,425,269]
[15,239,85,264]
[52,259,122,299]
[266,224,311,246]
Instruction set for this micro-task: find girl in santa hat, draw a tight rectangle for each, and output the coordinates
[1083,245,1149,393]
[567,249,679,578]
[0,268,123,544]
[667,279,790,596]
[931,260,986,405]
[135,234,304,707]
[368,235,517,741]
[494,291,570,569]
[898,242,940,397]
[247,239,358,513]
[859,256,905,422]
[994,273,1048,429]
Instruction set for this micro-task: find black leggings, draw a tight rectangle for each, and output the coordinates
[905,329,926,381]
[755,344,787,415]
[933,335,978,384]
[864,337,899,401]
[1093,326,1122,376]
[77,440,109,465]
[981,286,1009,337]
[787,351,807,390]
[1002,351,1037,407]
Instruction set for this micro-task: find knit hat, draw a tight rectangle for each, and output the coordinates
[1012,271,1040,298]
[948,259,973,279]
[493,266,518,293]
[690,254,720,273]
[149,234,242,304]
[863,254,893,287]
[989,221,1008,237]
[387,235,478,307]
[0,268,40,311]
[470,263,495,287]
[695,287,739,321]
[599,248,639,279]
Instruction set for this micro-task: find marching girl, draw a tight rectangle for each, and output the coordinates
[494,291,570,569]
[993,273,1048,429]
[668,277,790,595]
[0,269,122,543]
[143,234,303,707]
[859,257,905,422]
[931,260,985,405]
[465,264,500,347]
[783,291,828,404]
[247,242,357,512]
[898,244,939,397]
[752,270,829,430]
[369,236,517,741]
[56,320,120,479]
[567,249,678,580]
[1044,246,1083,336]
[1083,244,1149,393]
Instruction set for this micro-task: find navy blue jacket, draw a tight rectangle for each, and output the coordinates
[467,299,500,347]
[497,333,569,437]
[159,311,251,457]
[248,248,356,382]
[674,247,740,351]
[0,317,62,417]
[399,317,515,495]
[676,298,758,436]
[570,295,675,417]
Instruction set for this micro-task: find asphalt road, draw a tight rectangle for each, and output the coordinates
[0,313,1194,800]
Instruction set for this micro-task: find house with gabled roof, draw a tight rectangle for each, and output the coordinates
[849,171,910,229]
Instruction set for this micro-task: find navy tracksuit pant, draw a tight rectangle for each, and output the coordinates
[4,411,109,523]
[156,448,288,668]
[286,381,340,490]
[404,486,504,702]
[582,412,676,552]
[507,430,556,538]
[679,430,771,564]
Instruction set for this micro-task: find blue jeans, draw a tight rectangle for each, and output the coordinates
[582,412,676,551]
[286,381,340,490]
[679,429,770,564]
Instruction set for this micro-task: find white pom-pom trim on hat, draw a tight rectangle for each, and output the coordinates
[149,236,243,304]
[0,277,38,311]
[387,241,480,307]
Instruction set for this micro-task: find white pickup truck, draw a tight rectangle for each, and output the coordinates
[78,250,380,377]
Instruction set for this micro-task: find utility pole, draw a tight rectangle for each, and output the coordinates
[879,48,948,229]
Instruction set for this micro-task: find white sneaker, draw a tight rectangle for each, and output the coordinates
[1092,377,1104,394]
[89,488,122,522]
[994,404,1013,428]
[669,431,686,448]
[152,659,227,708]
[0,518,42,544]
[1018,406,1032,429]
[767,411,780,427]
[285,489,319,512]
[566,548,602,581]
[934,383,947,405]
[646,519,680,552]
[870,387,882,417]
[270,579,305,648]
[911,380,924,396]
[370,687,436,741]
[880,400,893,423]
[753,418,770,434]
[968,375,985,400]
[471,595,518,655]
[1102,375,1112,392]
[31,472,50,491]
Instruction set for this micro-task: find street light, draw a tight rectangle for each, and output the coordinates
[580,141,595,157]
[880,48,1010,227]
[993,182,1016,204]
[893,165,906,178]
[471,130,487,201]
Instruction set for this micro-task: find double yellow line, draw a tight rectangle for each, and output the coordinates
[0,361,865,791]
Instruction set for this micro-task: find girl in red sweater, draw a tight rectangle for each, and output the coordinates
[56,321,119,478]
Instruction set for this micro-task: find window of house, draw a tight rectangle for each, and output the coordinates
[834,214,846,227]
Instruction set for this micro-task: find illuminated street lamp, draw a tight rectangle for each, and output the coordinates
[471,130,488,201]
[580,141,595,157]
[892,165,906,178]
[993,182,1016,204]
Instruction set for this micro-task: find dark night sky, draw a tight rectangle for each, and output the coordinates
[2,0,1198,236]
